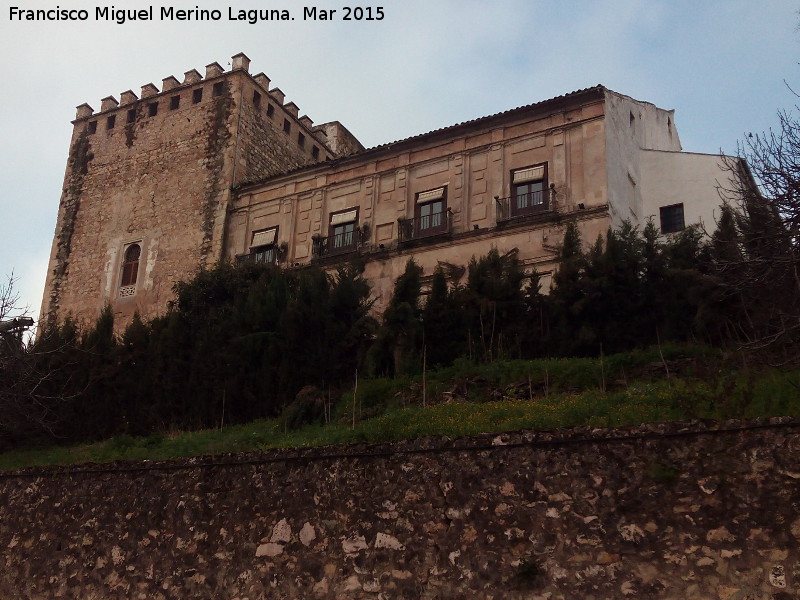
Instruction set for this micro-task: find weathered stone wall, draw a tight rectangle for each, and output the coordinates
[40,55,334,331]
[1,418,798,599]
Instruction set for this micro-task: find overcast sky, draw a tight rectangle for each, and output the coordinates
[1,0,798,327]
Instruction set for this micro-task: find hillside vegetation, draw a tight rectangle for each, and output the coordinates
[1,343,798,470]
[2,168,799,463]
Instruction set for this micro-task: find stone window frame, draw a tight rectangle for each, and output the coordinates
[119,242,142,297]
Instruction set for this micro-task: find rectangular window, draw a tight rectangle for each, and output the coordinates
[659,203,685,234]
[87,121,97,134]
[511,164,548,216]
[311,146,320,160]
[267,103,274,118]
[250,227,278,264]
[192,88,203,104]
[253,91,261,108]
[298,132,305,148]
[212,82,224,97]
[329,209,358,252]
[414,187,447,235]
[283,119,291,134]
[148,102,158,117]
[127,108,136,124]
[170,95,180,110]
[106,115,116,130]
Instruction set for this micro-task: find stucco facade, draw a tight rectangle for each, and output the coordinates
[41,54,737,329]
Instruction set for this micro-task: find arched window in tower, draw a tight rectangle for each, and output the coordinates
[120,243,141,289]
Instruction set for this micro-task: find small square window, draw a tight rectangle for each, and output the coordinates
[659,203,685,234]
[127,108,136,124]
[148,102,158,117]
[170,95,180,110]
[312,146,319,159]
[106,115,116,130]
[283,119,291,134]
[87,121,97,134]
[212,82,224,97]
[266,104,275,118]
[298,133,305,148]
[253,91,261,108]
[192,88,203,104]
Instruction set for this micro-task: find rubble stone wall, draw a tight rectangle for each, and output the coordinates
[1,418,798,599]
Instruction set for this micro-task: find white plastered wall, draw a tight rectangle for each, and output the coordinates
[638,150,736,234]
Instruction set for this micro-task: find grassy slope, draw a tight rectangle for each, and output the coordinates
[2,344,798,471]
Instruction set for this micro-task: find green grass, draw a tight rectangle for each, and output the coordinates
[1,345,798,471]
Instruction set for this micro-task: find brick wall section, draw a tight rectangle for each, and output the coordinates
[235,79,327,185]
[1,417,798,599]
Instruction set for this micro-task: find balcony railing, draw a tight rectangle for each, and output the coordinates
[398,209,453,242]
[495,190,551,222]
[237,246,277,265]
[312,227,365,259]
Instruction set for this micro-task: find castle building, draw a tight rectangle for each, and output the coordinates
[41,53,736,330]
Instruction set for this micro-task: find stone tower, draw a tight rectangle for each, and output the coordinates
[40,53,363,330]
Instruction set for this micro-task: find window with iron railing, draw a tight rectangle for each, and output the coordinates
[398,208,453,242]
[311,208,361,259]
[240,227,278,264]
[497,163,550,221]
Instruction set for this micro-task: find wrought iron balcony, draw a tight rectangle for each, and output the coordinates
[312,227,365,259]
[236,245,279,265]
[495,190,552,222]
[398,209,453,243]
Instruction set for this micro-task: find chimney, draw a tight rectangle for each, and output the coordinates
[299,115,314,130]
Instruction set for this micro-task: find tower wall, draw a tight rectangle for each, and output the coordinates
[41,55,335,330]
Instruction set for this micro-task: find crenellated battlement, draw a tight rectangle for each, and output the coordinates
[72,52,320,138]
